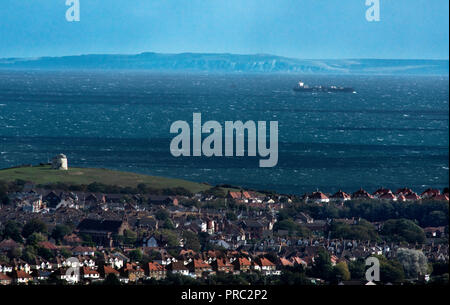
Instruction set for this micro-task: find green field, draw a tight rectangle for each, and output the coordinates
[0,165,211,193]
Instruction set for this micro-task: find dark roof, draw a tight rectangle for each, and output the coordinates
[77,219,125,233]
[106,194,123,199]
[147,195,174,203]
[138,218,158,227]
[242,220,263,228]
[43,191,60,200]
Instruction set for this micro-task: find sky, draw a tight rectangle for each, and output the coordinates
[0,0,448,59]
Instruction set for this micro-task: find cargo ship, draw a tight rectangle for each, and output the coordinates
[293,81,355,93]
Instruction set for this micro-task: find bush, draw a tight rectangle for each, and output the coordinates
[128,249,143,262]
[380,219,426,244]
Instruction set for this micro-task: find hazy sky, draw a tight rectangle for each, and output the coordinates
[0,0,448,59]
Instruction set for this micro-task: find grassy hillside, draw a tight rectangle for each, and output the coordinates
[0,165,211,193]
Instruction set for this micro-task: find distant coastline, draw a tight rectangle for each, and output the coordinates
[0,52,448,75]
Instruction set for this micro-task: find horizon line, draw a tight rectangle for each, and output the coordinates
[1,51,449,62]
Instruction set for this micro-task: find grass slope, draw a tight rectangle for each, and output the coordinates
[0,165,211,193]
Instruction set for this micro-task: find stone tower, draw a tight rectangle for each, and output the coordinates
[51,154,68,170]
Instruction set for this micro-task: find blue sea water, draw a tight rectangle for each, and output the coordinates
[0,71,448,195]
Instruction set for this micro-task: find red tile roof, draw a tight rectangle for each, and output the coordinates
[170,262,189,271]
[397,194,406,201]
[179,249,196,256]
[82,267,99,275]
[292,256,308,266]
[259,257,275,267]
[72,246,95,253]
[242,192,252,199]
[148,262,165,272]
[38,241,58,250]
[14,270,32,279]
[193,259,211,268]
[103,265,119,275]
[421,188,440,196]
[63,234,82,244]
[396,188,413,195]
[124,262,140,271]
[279,257,293,266]
[310,192,329,200]
[379,192,396,200]
[424,226,445,233]
[0,239,18,249]
[0,273,12,281]
[432,194,449,201]
[238,257,251,266]
[352,188,373,199]
[405,192,421,200]
[373,188,391,196]
[228,192,242,199]
[331,190,351,199]
[216,258,233,268]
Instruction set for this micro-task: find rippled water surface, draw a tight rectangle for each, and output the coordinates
[0,71,448,194]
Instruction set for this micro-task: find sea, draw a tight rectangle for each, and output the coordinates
[0,71,448,195]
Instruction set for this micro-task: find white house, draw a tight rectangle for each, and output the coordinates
[82,267,100,280]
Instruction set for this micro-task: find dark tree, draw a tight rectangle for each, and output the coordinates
[155,209,170,221]
[22,219,48,238]
[309,249,333,281]
[51,225,72,243]
[2,221,23,242]
[103,274,121,285]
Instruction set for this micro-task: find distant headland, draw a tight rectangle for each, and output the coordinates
[0,163,448,203]
[0,52,448,75]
